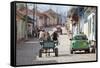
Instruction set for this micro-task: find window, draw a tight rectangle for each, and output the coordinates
[73,35,88,40]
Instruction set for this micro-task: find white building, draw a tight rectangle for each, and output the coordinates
[83,7,96,41]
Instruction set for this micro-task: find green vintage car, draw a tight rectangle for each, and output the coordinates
[70,34,90,54]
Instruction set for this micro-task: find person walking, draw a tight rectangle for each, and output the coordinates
[56,25,62,35]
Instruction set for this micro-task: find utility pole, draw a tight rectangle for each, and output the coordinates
[32,4,34,28]
[25,3,28,40]
[34,4,37,27]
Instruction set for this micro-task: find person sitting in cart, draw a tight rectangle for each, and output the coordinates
[51,31,59,45]
[44,31,51,41]
[39,29,45,45]
[39,30,45,40]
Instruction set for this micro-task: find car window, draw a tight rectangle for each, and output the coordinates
[73,35,88,40]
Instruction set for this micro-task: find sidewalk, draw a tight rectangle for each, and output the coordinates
[16,38,41,65]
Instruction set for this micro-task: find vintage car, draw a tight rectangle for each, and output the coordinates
[70,34,90,54]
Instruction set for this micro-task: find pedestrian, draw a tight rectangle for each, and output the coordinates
[58,28,62,35]
[32,27,35,37]
[34,27,37,37]
[35,27,39,38]
[27,24,32,38]
[56,25,62,35]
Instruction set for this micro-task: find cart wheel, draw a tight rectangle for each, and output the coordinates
[39,49,42,57]
[55,48,58,57]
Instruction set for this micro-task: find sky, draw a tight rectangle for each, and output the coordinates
[27,3,73,16]
[26,3,74,23]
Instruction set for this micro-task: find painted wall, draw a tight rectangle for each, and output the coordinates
[17,20,26,41]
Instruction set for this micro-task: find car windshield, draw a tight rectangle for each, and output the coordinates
[73,35,88,40]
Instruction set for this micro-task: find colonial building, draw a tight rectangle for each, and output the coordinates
[16,10,26,42]
[66,6,96,42]
[66,7,80,37]
[83,7,96,41]
[44,9,59,26]
[33,11,47,28]
[16,5,35,42]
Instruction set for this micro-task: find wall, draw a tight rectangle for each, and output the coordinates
[87,12,96,41]
[16,17,26,42]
